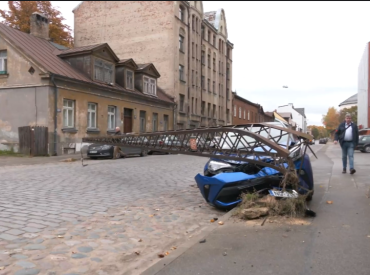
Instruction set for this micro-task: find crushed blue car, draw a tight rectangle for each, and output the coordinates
[194,122,315,210]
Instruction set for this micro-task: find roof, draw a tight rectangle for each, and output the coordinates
[204,11,217,27]
[294,108,306,118]
[0,23,173,104]
[264,112,274,118]
[233,93,260,108]
[339,93,357,107]
[277,112,293,119]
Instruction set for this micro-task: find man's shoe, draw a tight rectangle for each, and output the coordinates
[342,169,346,174]
[350,168,356,175]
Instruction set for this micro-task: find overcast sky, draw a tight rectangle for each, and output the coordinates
[1,1,369,126]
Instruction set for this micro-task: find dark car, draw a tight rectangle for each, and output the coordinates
[355,135,370,153]
[87,135,149,159]
[319,138,327,144]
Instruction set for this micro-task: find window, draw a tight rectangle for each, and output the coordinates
[219,61,221,73]
[196,44,198,59]
[152,113,158,132]
[179,65,185,81]
[213,35,216,46]
[144,76,156,95]
[243,110,246,120]
[213,58,216,70]
[201,75,205,89]
[126,70,134,89]
[201,101,205,115]
[163,115,169,131]
[191,97,194,113]
[180,94,185,112]
[179,6,184,21]
[226,88,230,100]
[140,111,146,133]
[87,103,97,129]
[213,104,216,118]
[195,98,197,114]
[108,106,116,130]
[94,58,113,83]
[192,42,195,57]
[227,109,230,123]
[192,70,194,85]
[248,110,250,120]
[179,35,184,52]
[0,50,7,73]
[192,15,195,30]
[207,54,211,68]
[239,107,241,119]
[63,99,74,128]
[213,81,215,93]
[233,105,236,117]
[226,67,230,79]
[219,106,221,119]
[208,103,211,117]
[201,50,205,64]
[207,79,210,92]
[201,25,205,38]
[208,30,211,42]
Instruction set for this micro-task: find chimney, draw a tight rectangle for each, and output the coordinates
[30,12,50,40]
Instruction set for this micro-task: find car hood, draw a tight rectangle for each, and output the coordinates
[212,144,287,165]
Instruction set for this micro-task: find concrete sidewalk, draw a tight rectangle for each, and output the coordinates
[142,144,370,275]
[0,153,84,167]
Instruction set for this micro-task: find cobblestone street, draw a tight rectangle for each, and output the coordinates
[0,154,224,275]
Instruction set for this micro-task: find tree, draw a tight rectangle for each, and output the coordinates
[322,107,339,131]
[311,127,319,139]
[338,106,357,124]
[0,1,73,47]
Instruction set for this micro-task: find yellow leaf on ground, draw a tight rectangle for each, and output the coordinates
[326,201,333,204]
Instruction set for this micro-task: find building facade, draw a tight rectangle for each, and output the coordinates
[0,13,174,155]
[277,103,307,132]
[73,1,233,129]
[231,92,267,125]
[358,43,370,129]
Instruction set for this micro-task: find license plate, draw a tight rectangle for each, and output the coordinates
[89,150,97,153]
[269,189,298,198]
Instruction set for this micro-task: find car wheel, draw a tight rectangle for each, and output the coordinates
[140,150,148,157]
[364,146,370,153]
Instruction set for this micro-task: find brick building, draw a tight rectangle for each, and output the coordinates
[232,92,268,124]
[73,1,234,129]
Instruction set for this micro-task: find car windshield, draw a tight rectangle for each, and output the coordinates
[361,136,370,141]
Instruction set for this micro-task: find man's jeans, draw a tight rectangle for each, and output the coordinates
[342,141,354,170]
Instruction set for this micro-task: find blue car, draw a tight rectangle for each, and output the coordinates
[194,122,314,210]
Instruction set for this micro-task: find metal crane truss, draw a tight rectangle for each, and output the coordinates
[82,123,315,174]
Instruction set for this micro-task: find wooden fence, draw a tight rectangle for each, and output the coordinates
[18,126,48,156]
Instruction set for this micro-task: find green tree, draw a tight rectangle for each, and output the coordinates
[338,106,357,124]
[311,127,319,139]
[322,107,339,131]
[0,1,73,47]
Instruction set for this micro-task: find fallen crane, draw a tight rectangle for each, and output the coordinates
[82,122,317,210]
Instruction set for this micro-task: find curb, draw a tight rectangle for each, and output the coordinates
[140,207,238,275]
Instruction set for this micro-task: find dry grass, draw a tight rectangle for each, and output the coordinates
[234,167,313,219]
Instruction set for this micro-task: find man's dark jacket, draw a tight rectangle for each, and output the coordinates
[334,121,359,147]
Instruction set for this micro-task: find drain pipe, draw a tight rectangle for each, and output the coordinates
[51,74,58,156]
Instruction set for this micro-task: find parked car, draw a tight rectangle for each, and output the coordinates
[355,135,370,153]
[319,138,327,144]
[194,121,314,210]
[87,134,149,159]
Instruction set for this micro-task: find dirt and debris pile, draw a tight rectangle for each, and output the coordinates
[234,169,313,220]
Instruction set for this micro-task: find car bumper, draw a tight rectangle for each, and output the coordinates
[355,145,365,150]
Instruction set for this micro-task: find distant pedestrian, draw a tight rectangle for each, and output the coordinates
[334,113,359,174]
[114,126,122,135]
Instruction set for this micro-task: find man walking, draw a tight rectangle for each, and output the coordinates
[334,113,359,174]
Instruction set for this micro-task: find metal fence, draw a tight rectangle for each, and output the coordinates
[18,126,48,156]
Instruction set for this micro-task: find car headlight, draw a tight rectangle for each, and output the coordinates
[208,160,232,172]
[101,145,112,150]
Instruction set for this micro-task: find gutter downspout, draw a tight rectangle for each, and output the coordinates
[51,74,58,156]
